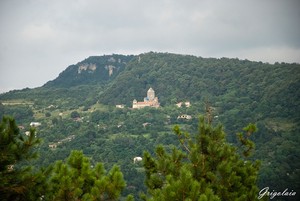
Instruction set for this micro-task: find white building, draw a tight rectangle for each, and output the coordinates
[176,101,191,108]
[132,88,160,109]
[30,122,41,127]
[177,114,192,120]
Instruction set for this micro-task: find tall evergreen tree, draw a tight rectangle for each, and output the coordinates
[0,116,45,200]
[142,117,265,201]
[47,150,127,201]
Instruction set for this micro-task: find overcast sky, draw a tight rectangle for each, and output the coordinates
[0,0,299,93]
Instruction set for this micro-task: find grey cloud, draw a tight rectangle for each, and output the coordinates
[0,0,299,93]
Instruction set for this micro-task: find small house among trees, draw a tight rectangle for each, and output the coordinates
[30,122,41,127]
[177,114,192,120]
[176,101,191,108]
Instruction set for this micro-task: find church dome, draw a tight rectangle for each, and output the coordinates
[148,87,154,92]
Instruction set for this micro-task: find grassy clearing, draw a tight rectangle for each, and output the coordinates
[265,118,297,132]
[1,99,34,106]
[109,133,150,140]
[87,102,110,113]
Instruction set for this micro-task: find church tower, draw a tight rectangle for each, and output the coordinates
[147,87,155,101]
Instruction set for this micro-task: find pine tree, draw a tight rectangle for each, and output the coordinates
[48,150,127,201]
[142,117,265,201]
[0,116,44,200]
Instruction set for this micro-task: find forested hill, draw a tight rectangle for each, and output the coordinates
[1,52,299,122]
[2,52,299,107]
[43,54,134,88]
[97,52,300,121]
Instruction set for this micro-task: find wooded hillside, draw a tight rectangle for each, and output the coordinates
[0,52,299,200]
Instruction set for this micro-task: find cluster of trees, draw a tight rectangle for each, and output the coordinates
[0,86,102,110]
[142,119,262,200]
[0,103,34,123]
[48,150,126,200]
[1,116,271,201]
[0,117,43,200]
[0,116,128,200]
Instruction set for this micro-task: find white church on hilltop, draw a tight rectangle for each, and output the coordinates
[132,88,160,109]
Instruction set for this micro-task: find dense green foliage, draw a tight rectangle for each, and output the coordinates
[0,116,45,200]
[0,52,299,200]
[0,117,128,201]
[99,53,299,115]
[142,118,262,201]
[47,150,126,200]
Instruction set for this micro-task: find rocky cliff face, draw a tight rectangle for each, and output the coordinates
[43,54,135,88]
[78,64,97,74]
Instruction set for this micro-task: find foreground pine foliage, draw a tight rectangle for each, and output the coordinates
[142,117,264,201]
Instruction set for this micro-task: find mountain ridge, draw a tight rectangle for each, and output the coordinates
[1,52,299,122]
